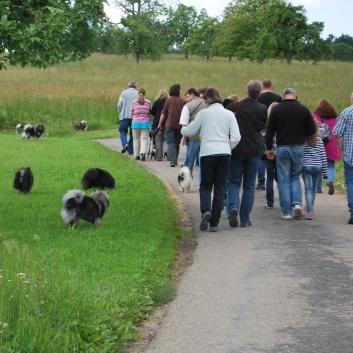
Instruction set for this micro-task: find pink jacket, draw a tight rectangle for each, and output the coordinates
[313,113,341,162]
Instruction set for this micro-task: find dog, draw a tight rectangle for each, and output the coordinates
[178,165,193,193]
[16,124,24,134]
[81,168,115,190]
[22,124,45,140]
[13,167,34,193]
[60,189,110,229]
[72,120,87,132]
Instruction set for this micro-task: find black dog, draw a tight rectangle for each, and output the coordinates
[13,167,34,193]
[81,168,115,190]
[60,190,110,229]
[22,124,45,140]
[72,120,87,132]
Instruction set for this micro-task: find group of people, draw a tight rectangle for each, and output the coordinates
[117,79,353,230]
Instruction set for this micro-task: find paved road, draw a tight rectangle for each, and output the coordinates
[99,138,353,353]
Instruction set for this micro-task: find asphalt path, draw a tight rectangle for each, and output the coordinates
[99,138,353,353]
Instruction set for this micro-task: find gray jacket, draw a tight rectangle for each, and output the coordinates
[117,88,138,120]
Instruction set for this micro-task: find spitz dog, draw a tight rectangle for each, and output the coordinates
[178,165,193,193]
[72,120,87,132]
[22,124,45,140]
[81,168,115,190]
[16,124,24,134]
[60,189,110,229]
[13,167,34,193]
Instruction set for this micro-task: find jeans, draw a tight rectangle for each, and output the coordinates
[344,161,353,218]
[226,156,259,224]
[200,155,231,227]
[302,165,322,212]
[132,128,149,157]
[184,140,200,175]
[276,146,304,215]
[265,157,277,207]
[119,118,133,155]
[165,128,182,165]
[257,157,266,184]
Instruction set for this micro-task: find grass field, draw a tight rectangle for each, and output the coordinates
[1,54,352,351]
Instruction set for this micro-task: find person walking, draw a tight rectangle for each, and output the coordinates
[118,81,138,155]
[131,88,152,161]
[181,88,241,232]
[312,98,341,195]
[265,88,317,220]
[302,120,328,220]
[158,84,185,167]
[332,92,353,224]
[151,89,169,161]
[180,88,207,176]
[226,80,267,228]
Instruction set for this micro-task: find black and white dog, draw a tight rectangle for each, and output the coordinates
[16,124,24,134]
[13,167,34,193]
[60,190,110,229]
[178,165,193,193]
[21,124,45,140]
[72,120,87,132]
[81,168,115,190]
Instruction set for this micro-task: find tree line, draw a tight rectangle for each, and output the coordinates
[1,0,353,70]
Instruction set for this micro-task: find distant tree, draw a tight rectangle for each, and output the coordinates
[334,34,353,47]
[332,43,353,61]
[0,0,105,70]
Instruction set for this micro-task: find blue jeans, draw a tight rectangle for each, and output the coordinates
[184,140,200,175]
[200,155,231,227]
[165,128,182,165]
[276,146,304,215]
[265,157,277,207]
[318,159,336,190]
[257,157,266,184]
[119,119,133,155]
[302,165,322,212]
[226,156,259,224]
[344,161,353,218]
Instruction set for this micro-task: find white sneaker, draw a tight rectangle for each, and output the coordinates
[281,214,292,220]
[293,204,303,217]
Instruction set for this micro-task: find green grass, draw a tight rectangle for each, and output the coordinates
[0,131,189,352]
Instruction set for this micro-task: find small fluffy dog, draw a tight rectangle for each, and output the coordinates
[81,168,115,190]
[178,165,193,193]
[16,124,24,134]
[60,189,110,229]
[72,120,87,132]
[13,167,34,193]
[22,124,45,140]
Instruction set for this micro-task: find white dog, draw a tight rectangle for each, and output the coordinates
[178,165,193,193]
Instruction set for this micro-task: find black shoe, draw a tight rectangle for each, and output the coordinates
[229,208,239,228]
[141,154,146,161]
[348,218,353,224]
[134,156,140,160]
[327,181,335,195]
[121,145,129,154]
[200,211,212,231]
[240,221,252,227]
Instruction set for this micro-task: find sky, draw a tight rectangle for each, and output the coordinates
[104,0,352,39]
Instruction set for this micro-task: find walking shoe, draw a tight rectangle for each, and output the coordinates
[255,183,265,190]
[317,188,322,193]
[240,221,252,227]
[134,156,140,160]
[170,164,175,167]
[305,211,313,220]
[141,153,146,161]
[210,226,218,232]
[265,204,273,209]
[349,217,353,225]
[121,144,129,154]
[200,211,212,231]
[229,208,239,228]
[327,181,335,195]
[281,214,292,220]
[293,204,303,217]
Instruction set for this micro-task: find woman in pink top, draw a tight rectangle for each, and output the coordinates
[312,98,341,195]
[131,88,151,161]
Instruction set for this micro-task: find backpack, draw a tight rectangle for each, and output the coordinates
[318,118,331,143]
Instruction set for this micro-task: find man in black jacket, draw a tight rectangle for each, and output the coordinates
[265,88,316,220]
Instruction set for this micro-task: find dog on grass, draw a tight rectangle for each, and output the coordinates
[178,165,193,193]
[72,120,87,132]
[60,189,110,229]
[13,167,34,193]
[81,168,115,190]
[21,124,45,140]
[16,124,25,134]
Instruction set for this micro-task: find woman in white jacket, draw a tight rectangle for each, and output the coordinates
[181,88,241,232]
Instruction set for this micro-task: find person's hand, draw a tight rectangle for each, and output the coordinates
[267,150,275,160]
[182,136,188,145]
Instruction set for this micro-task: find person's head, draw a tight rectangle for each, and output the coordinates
[282,88,297,100]
[169,84,181,97]
[185,88,200,102]
[246,80,263,100]
[307,119,320,147]
[268,101,279,118]
[128,81,137,88]
[222,98,233,108]
[203,88,223,106]
[138,88,146,104]
[262,79,274,91]
[198,87,208,97]
[227,95,240,103]
[156,89,169,100]
[313,98,338,119]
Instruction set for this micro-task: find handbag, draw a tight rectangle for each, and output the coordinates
[318,118,331,143]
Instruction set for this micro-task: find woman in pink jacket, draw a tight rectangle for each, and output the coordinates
[312,98,341,195]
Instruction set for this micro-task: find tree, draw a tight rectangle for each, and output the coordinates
[0,0,105,70]
[332,43,353,61]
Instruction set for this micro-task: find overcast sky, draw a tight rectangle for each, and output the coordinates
[104,0,352,38]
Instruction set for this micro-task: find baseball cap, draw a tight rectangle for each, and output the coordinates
[283,88,296,95]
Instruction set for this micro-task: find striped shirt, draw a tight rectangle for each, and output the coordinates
[332,104,353,166]
[303,137,328,178]
[131,99,152,129]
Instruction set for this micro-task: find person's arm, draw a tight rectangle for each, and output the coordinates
[336,136,344,158]
[181,114,202,137]
[229,118,241,150]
